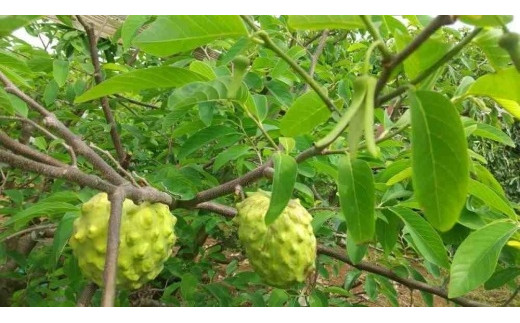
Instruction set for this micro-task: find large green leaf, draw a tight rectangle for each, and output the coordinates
[465,68,520,119]
[264,153,298,225]
[0,15,40,37]
[75,67,208,103]
[337,155,375,244]
[177,125,237,160]
[389,207,450,269]
[287,16,364,31]
[133,16,247,56]
[280,91,331,137]
[410,91,469,231]
[468,179,516,220]
[448,220,518,298]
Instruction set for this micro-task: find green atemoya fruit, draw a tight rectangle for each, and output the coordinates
[236,191,317,288]
[69,193,176,289]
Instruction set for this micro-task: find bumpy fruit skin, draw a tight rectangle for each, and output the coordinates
[236,191,316,288]
[69,193,176,289]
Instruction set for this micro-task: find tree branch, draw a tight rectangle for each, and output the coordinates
[359,15,392,60]
[303,30,329,92]
[0,130,65,167]
[77,282,98,307]
[316,245,487,307]
[76,15,127,167]
[0,70,127,185]
[376,27,482,105]
[114,94,159,110]
[375,15,457,96]
[101,186,126,307]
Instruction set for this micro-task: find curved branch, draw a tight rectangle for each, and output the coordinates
[0,130,65,167]
[77,282,98,307]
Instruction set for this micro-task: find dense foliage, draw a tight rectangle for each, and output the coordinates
[0,15,519,307]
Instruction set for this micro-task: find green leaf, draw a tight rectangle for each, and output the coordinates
[473,29,512,71]
[0,15,40,37]
[43,80,59,106]
[459,15,513,27]
[376,209,400,255]
[385,166,412,186]
[51,212,78,265]
[280,91,331,137]
[389,207,450,269]
[177,125,237,160]
[52,60,69,87]
[168,77,248,109]
[410,91,469,231]
[287,15,364,31]
[410,267,434,306]
[0,50,30,74]
[133,15,247,57]
[466,122,515,147]
[264,153,298,225]
[268,289,288,307]
[468,179,516,220]
[346,231,368,265]
[337,155,375,244]
[466,68,520,119]
[484,267,520,290]
[213,145,251,172]
[8,94,28,117]
[189,61,216,80]
[180,273,198,301]
[75,67,208,103]
[246,94,268,122]
[448,220,518,298]
[122,15,150,50]
[0,87,14,115]
[6,202,79,229]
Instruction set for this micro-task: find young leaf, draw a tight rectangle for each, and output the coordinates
[337,155,375,243]
[280,91,331,137]
[410,91,469,231]
[177,125,237,160]
[389,207,450,269]
[213,145,251,172]
[52,60,69,87]
[133,16,247,57]
[264,153,298,225]
[448,220,518,298]
[51,212,78,266]
[75,67,208,103]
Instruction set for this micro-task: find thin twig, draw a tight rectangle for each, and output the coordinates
[303,30,329,92]
[1,223,57,243]
[359,15,392,60]
[501,285,520,307]
[77,282,98,307]
[76,15,127,167]
[101,186,126,307]
[89,142,138,187]
[0,168,7,193]
[114,94,159,109]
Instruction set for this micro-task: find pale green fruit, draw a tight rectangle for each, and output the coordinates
[236,191,316,288]
[69,193,176,289]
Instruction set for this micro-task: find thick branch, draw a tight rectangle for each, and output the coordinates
[0,70,127,185]
[102,186,126,307]
[77,282,98,307]
[0,130,65,167]
[76,15,127,167]
[375,15,456,96]
[317,245,487,307]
